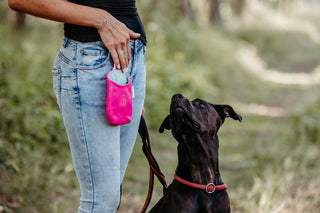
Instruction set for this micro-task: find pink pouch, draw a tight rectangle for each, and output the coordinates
[106,69,133,125]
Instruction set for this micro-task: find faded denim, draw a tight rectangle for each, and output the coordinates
[52,38,146,213]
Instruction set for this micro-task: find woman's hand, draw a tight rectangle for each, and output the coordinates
[98,16,140,72]
[141,107,145,117]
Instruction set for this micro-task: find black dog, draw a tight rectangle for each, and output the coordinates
[149,94,242,213]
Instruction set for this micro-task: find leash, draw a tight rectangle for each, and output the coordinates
[138,116,168,213]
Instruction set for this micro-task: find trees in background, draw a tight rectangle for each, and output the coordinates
[230,0,246,17]
[178,0,302,23]
[8,11,26,29]
[2,0,307,29]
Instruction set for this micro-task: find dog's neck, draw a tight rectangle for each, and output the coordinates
[175,134,223,186]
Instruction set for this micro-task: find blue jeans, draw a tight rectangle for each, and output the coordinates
[52,38,146,213]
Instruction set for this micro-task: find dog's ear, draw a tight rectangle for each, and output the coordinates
[159,115,171,133]
[212,105,242,122]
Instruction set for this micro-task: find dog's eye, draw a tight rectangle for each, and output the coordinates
[193,99,206,108]
[197,103,206,109]
[199,104,205,108]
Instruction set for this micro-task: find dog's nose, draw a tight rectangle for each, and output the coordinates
[172,93,185,102]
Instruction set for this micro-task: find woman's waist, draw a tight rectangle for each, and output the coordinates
[64,14,146,44]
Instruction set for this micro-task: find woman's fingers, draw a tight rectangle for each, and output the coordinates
[109,48,120,68]
[128,29,141,39]
[108,44,128,69]
[126,40,131,65]
[99,16,141,71]
[116,45,128,70]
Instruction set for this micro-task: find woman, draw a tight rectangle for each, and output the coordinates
[8,0,146,212]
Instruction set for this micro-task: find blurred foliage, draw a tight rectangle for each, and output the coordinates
[233,27,320,73]
[0,25,66,164]
[291,99,320,143]
[0,22,75,212]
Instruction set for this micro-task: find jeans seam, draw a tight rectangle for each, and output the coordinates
[58,50,77,68]
[52,67,62,111]
[76,67,95,213]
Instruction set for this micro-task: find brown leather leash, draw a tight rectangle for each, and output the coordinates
[138,116,168,213]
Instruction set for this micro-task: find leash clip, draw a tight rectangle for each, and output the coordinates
[206,183,216,194]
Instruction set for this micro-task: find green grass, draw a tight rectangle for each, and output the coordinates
[1,7,320,213]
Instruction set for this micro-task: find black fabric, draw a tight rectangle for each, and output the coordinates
[64,0,146,45]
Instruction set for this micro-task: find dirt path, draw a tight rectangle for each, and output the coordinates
[238,45,320,85]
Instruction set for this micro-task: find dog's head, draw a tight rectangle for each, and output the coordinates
[159,94,242,141]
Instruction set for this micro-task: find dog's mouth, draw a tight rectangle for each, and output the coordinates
[170,105,202,132]
[171,106,186,121]
[170,99,187,115]
[174,106,185,113]
[168,94,204,133]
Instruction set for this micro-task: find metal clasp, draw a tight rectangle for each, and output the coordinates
[206,183,216,194]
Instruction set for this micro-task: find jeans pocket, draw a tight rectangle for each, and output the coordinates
[80,46,110,69]
[52,67,62,109]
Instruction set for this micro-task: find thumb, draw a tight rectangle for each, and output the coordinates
[129,30,141,39]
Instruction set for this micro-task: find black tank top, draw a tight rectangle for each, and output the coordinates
[64,0,146,45]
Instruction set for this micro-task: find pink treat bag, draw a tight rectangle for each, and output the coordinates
[106,69,133,125]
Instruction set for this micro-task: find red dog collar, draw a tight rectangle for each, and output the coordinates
[174,174,227,194]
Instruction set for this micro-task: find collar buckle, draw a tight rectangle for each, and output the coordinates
[205,183,216,193]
